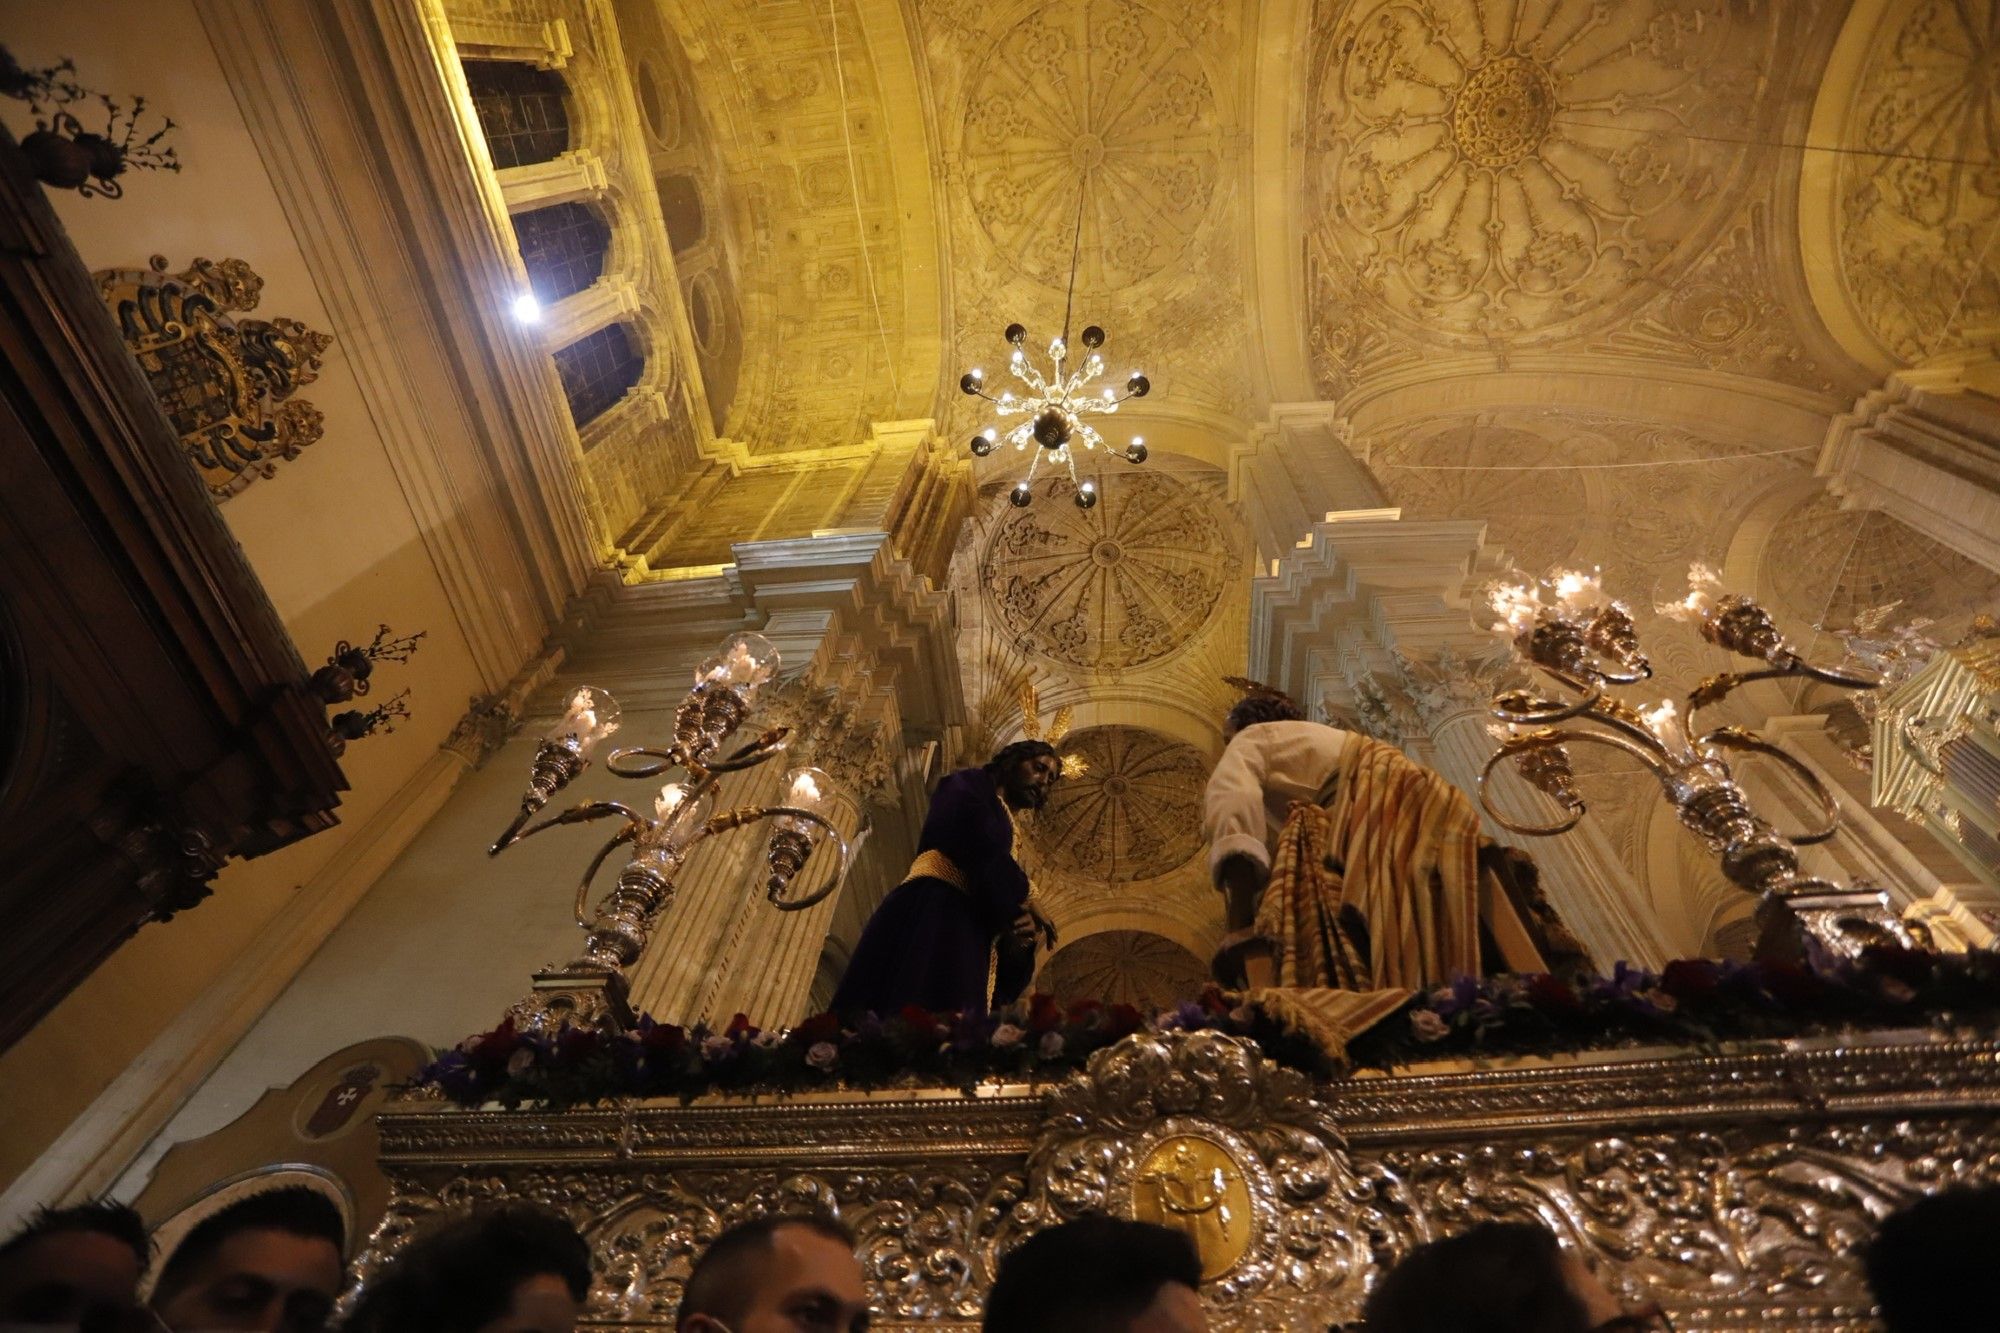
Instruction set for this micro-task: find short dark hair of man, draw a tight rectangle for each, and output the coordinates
[982,1214,1201,1333]
[1224,692,1304,736]
[1862,1184,2000,1333]
[0,1200,151,1274]
[153,1185,345,1304]
[678,1213,854,1329]
[1361,1221,1588,1333]
[342,1203,591,1333]
[986,738,1058,777]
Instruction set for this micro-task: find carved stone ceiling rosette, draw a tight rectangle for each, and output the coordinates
[982,470,1232,674]
[1832,0,2000,366]
[1032,726,1207,882]
[1305,0,1777,392]
[928,0,1252,429]
[1036,929,1209,1009]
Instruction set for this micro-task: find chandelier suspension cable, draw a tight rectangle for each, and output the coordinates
[1059,173,1089,348]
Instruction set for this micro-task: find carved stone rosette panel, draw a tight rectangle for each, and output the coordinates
[95,256,332,500]
[371,1030,2000,1330]
[1031,726,1207,882]
[982,471,1233,674]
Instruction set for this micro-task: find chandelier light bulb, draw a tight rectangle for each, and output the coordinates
[1009,482,1033,508]
[960,368,984,394]
[1005,322,1027,345]
[1075,480,1098,510]
[1126,438,1147,464]
[1081,324,1105,348]
[971,428,996,457]
[1126,371,1150,397]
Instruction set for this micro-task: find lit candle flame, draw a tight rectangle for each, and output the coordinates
[1549,567,1602,611]
[790,771,821,806]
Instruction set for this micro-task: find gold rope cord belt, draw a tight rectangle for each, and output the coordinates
[902,848,969,892]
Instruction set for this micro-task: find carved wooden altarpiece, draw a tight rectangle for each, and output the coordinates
[371,1030,2000,1331]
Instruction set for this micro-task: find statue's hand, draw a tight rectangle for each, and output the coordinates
[1006,910,1039,952]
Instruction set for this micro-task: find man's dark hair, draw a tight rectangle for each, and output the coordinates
[985,739,1058,778]
[342,1203,591,1333]
[678,1213,854,1329]
[1361,1221,1588,1333]
[153,1185,345,1302]
[0,1199,150,1273]
[983,1214,1201,1333]
[1225,692,1304,736]
[1862,1184,2000,1332]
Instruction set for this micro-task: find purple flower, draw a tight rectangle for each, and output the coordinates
[505,1047,536,1077]
[1037,1031,1065,1059]
[806,1041,839,1070]
[700,1034,734,1061]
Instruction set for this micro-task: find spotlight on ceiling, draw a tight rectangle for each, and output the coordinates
[512,292,542,324]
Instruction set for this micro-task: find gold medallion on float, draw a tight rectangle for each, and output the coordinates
[1131,1133,1254,1280]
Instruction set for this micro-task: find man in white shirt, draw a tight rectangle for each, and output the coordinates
[1202,689,1349,988]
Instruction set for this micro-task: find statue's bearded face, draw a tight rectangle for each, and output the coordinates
[1001,753,1062,811]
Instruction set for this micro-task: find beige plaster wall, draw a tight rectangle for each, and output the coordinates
[0,0,493,1194]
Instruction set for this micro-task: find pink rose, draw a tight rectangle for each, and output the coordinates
[806,1041,839,1070]
[1037,1031,1065,1059]
[1409,1009,1450,1042]
[991,1023,1025,1048]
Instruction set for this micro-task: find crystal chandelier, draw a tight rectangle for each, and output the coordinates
[954,180,1151,508]
[958,324,1149,509]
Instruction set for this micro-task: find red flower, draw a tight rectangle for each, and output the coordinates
[1660,959,1721,1003]
[555,1026,602,1064]
[898,1003,940,1035]
[1027,993,1064,1034]
[639,1022,687,1054]
[725,1013,756,1039]
[794,1011,842,1044]
[465,1021,523,1068]
[1525,973,1586,1018]
[1105,1003,1145,1037]
[1197,985,1232,1016]
[1066,998,1106,1025]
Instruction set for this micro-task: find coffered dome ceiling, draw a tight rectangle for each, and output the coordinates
[1304,0,1784,391]
[982,470,1236,674]
[1037,929,1210,1009]
[1032,725,1209,882]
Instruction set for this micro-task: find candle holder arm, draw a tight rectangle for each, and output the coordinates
[678,804,858,911]
[1695,727,1843,845]
[1478,728,1668,835]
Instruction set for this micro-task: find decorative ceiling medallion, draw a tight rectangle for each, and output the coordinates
[961,0,1220,289]
[984,471,1231,671]
[1037,929,1211,1013]
[1832,0,2000,365]
[1033,726,1207,881]
[96,255,332,500]
[1306,0,1773,364]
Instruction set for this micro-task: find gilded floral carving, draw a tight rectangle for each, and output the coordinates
[1304,0,1777,389]
[1832,0,2000,365]
[370,1031,2000,1331]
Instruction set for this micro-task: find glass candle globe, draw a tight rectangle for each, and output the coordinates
[695,631,781,694]
[543,685,621,754]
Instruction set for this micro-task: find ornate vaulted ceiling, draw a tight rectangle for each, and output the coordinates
[601,0,1997,969]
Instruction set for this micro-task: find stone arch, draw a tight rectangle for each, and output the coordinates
[554,321,647,430]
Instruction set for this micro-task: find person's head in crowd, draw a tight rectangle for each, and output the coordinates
[1360,1221,1664,1333]
[1222,690,1304,741]
[0,1200,150,1329]
[150,1186,344,1333]
[340,1203,591,1333]
[676,1214,867,1333]
[983,1214,1206,1333]
[986,740,1062,812]
[1862,1183,2000,1333]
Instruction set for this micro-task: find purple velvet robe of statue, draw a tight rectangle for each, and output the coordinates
[830,767,1034,1015]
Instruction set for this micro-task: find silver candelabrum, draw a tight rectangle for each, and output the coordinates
[489,632,856,1032]
[1478,564,1917,962]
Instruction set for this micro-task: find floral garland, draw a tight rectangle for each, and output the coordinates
[413,947,2000,1110]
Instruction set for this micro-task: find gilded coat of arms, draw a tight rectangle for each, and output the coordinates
[96,255,332,499]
